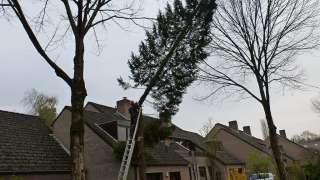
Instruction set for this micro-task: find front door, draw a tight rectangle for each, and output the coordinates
[146,173,163,180]
[170,172,181,180]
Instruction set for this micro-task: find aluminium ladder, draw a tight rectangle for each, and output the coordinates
[117,108,142,180]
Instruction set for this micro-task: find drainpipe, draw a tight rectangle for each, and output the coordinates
[191,151,198,180]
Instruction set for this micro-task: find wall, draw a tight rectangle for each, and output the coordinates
[277,136,312,164]
[213,129,269,165]
[0,174,70,180]
[142,166,191,180]
[53,109,71,149]
[85,104,101,112]
[53,108,134,180]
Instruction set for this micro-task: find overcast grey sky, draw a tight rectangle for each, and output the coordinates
[0,0,319,139]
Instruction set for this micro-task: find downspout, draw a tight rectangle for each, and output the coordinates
[191,151,198,180]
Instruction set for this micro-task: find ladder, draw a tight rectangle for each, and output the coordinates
[117,108,142,180]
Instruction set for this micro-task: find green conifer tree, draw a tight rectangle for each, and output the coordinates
[119,0,216,179]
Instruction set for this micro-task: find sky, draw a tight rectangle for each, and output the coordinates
[0,0,319,139]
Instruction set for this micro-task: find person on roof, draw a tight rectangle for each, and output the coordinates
[129,101,139,137]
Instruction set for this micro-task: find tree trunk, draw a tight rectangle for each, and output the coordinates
[70,88,86,180]
[70,36,87,180]
[262,102,287,180]
[136,113,146,180]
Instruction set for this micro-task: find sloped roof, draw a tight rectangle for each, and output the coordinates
[63,106,118,146]
[83,103,209,163]
[87,102,129,121]
[275,134,313,161]
[87,101,116,113]
[81,102,244,166]
[214,123,269,154]
[170,142,243,165]
[215,150,244,165]
[83,110,119,146]
[144,142,189,166]
[171,126,205,149]
[0,110,71,174]
[87,102,206,148]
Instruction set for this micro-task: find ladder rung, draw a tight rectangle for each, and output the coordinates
[118,108,142,180]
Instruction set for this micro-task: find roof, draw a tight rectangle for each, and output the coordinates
[84,102,215,165]
[144,142,189,166]
[86,102,206,149]
[215,150,244,165]
[171,126,205,149]
[87,101,116,113]
[63,106,119,147]
[214,123,269,154]
[66,102,243,166]
[276,134,313,160]
[170,142,244,165]
[0,110,71,174]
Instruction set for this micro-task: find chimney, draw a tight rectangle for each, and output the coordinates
[229,120,238,130]
[279,130,287,138]
[116,97,132,119]
[243,126,252,136]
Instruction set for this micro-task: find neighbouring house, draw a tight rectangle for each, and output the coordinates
[52,98,245,180]
[299,137,320,155]
[169,125,245,180]
[0,110,71,180]
[206,120,314,174]
[271,130,313,165]
[206,121,273,175]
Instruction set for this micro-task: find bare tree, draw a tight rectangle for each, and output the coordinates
[198,0,320,179]
[260,119,269,140]
[199,118,215,137]
[292,130,319,143]
[22,89,58,126]
[0,1,149,180]
[312,95,320,114]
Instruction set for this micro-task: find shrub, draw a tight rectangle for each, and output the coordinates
[113,141,126,160]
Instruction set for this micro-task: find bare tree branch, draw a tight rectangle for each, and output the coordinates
[199,0,320,178]
[6,0,73,86]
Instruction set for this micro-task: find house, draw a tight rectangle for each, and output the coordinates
[206,121,271,165]
[299,137,320,155]
[52,98,245,180]
[206,120,314,174]
[169,125,245,180]
[0,110,71,180]
[53,98,193,180]
[271,130,313,165]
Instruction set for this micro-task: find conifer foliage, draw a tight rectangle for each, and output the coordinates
[119,1,216,179]
[120,0,216,117]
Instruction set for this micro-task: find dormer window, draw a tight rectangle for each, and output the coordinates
[97,121,130,141]
[99,121,118,139]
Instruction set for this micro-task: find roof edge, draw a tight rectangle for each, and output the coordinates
[0,170,71,175]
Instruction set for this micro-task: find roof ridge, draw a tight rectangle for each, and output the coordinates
[175,125,203,138]
[216,123,264,141]
[277,134,312,152]
[87,101,115,111]
[0,109,39,118]
[216,123,269,154]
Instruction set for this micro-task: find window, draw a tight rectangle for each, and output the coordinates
[215,172,222,180]
[146,173,163,180]
[118,126,127,141]
[199,167,207,180]
[208,166,213,177]
[169,172,181,180]
[98,121,117,139]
